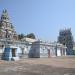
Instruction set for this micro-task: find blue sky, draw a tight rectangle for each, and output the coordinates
[0,0,75,41]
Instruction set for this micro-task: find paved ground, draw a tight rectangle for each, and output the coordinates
[0,56,75,75]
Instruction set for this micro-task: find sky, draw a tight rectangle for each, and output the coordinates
[0,0,75,41]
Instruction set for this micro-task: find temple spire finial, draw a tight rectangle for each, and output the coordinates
[3,9,7,13]
[1,9,9,22]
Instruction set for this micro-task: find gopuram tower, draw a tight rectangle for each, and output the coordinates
[0,9,18,40]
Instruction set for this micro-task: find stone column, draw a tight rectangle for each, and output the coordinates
[48,49,50,58]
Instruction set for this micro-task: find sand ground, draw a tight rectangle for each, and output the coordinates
[0,56,75,75]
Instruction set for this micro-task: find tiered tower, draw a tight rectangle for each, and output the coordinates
[58,28,74,55]
[0,9,18,40]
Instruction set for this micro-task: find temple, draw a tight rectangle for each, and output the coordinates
[58,28,74,55]
[0,9,18,40]
[0,10,67,61]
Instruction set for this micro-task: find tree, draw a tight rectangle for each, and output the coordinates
[26,33,36,39]
[58,28,74,55]
[18,33,24,40]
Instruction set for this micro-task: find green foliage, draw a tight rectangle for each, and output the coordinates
[18,33,36,40]
[26,33,36,39]
[18,34,24,40]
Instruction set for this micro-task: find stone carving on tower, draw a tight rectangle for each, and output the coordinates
[0,9,18,40]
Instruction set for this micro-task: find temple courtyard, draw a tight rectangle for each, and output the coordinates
[0,56,75,75]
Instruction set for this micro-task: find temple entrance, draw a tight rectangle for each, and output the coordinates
[12,48,16,57]
[57,49,61,56]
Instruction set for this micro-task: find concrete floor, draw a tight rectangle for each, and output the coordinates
[0,56,75,75]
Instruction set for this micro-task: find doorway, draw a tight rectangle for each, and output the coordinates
[12,48,16,57]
